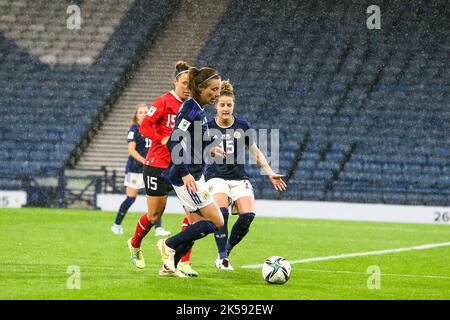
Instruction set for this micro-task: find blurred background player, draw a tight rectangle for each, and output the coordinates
[127,61,198,277]
[205,80,287,270]
[111,104,170,236]
[157,67,227,277]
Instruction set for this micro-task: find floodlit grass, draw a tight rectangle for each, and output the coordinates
[0,208,449,299]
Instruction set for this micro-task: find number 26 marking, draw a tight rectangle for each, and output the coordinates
[434,212,449,223]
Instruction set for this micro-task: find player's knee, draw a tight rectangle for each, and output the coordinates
[239,212,255,228]
[213,216,225,229]
[216,221,225,229]
[126,196,136,204]
[147,211,163,224]
[126,189,139,198]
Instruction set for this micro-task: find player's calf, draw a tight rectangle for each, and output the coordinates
[227,212,255,255]
[214,207,230,259]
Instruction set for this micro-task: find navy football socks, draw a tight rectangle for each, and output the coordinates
[174,241,194,267]
[214,207,230,259]
[114,196,136,225]
[166,220,218,249]
[227,213,255,255]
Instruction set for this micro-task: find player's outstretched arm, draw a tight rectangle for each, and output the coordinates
[249,143,287,192]
[267,174,287,192]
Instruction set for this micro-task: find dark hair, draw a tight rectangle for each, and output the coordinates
[174,61,191,79]
[188,67,220,101]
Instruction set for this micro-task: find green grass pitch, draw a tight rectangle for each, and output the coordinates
[0,208,449,300]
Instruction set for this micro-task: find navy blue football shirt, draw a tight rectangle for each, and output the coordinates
[125,124,150,174]
[162,98,210,186]
[204,116,256,181]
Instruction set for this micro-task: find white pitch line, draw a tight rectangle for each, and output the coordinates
[292,268,450,280]
[241,241,450,269]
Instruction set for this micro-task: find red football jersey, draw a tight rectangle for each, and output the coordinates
[140,90,183,168]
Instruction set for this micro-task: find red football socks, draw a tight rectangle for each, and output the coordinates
[131,214,153,248]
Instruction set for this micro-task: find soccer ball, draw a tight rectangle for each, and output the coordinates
[262,256,291,284]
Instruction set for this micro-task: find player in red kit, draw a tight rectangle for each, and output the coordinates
[127,61,198,277]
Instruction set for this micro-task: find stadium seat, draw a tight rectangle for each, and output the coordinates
[0,0,175,186]
[196,0,449,205]
[1,0,448,207]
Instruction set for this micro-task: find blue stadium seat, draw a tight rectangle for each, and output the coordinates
[2,0,448,207]
[0,0,175,185]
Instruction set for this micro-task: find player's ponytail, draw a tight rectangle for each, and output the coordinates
[188,67,201,96]
[188,67,220,102]
[174,61,190,79]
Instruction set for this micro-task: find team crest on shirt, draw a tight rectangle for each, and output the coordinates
[178,119,191,132]
[127,131,134,139]
[233,131,241,139]
[147,106,157,116]
[201,191,211,201]
[208,185,214,193]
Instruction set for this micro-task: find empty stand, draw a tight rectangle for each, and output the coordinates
[1,0,449,207]
[198,0,450,206]
[0,0,176,189]
[74,0,231,179]
[0,0,135,65]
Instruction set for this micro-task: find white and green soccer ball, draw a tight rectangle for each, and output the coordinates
[262,256,291,284]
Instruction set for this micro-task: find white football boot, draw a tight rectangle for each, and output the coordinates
[154,227,171,237]
[111,224,124,235]
[215,255,234,270]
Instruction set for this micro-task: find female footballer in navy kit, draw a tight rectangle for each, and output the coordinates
[205,80,287,270]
